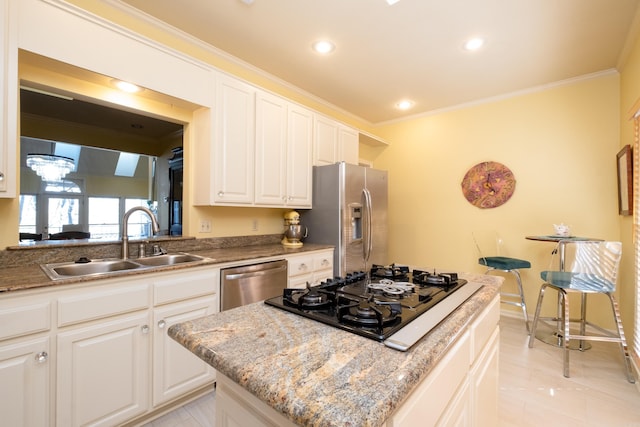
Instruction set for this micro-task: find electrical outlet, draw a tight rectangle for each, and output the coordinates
[251,219,258,231]
[200,219,212,233]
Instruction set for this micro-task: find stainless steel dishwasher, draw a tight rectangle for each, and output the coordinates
[221,259,288,310]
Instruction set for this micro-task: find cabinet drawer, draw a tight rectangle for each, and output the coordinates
[153,269,219,306]
[313,269,333,284]
[288,256,313,277]
[58,283,150,327]
[312,253,333,272]
[288,274,312,288]
[0,301,51,341]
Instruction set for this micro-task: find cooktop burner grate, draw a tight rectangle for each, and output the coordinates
[265,264,483,351]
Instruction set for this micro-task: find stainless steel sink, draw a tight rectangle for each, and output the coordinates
[133,253,208,267]
[41,253,212,280]
[43,258,146,280]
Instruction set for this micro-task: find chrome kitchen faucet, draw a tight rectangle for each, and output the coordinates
[121,206,160,259]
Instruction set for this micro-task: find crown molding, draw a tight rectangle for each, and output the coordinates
[98,0,368,125]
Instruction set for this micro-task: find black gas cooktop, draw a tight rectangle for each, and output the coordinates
[264,264,482,351]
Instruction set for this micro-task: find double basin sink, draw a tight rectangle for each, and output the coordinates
[42,253,212,281]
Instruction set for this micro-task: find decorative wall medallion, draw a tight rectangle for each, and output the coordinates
[461,161,516,209]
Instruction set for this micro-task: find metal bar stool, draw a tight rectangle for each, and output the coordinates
[528,240,635,383]
[473,231,531,331]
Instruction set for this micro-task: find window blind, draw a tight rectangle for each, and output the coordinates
[633,117,640,365]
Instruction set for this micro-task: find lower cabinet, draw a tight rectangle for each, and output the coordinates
[0,265,219,426]
[390,295,500,427]
[0,336,51,426]
[286,249,334,288]
[56,312,150,426]
[152,296,217,406]
[215,293,500,427]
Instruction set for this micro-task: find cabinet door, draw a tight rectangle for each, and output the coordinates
[0,336,50,427]
[214,73,255,204]
[339,126,359,165]
[470,328,499,427]
[314,115,338,166]
[153,296,217,406]
[255,91,287,205]
[0,0,17,197]
[436,380,471,427]
[286,104,313,207]
[57,312,150,427]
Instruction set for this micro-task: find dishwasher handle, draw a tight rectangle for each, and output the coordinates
[223,264,287,280]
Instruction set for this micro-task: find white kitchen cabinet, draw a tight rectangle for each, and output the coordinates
[255,91,313,208]
[0,0,17,197]
[0,296,52,426]
[314,114,359,166]
[211,72,256,205]
[0,336,51,427]
[55,280,152,427]
[286,249,334,288]
[339,125,359,165]
[313,115,338,166]
[469,312,500,426]
[389,295,500,427]
[216,372,297,427]
[213,293,499,426]
[0,265,219,426]
[56,311,150,427]
[151,268,219,407]
[152,296,217,406]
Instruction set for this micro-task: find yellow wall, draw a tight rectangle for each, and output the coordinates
[2,0,637,340]
[370,74,622,326]
[618,24,640,346]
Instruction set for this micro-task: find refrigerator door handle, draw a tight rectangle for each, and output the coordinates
[362,188,373,264]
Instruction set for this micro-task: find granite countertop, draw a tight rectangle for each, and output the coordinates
[168,273,502,427]
[0,241,333,293]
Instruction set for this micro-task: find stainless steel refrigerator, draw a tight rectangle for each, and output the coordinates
[302,162,388,277]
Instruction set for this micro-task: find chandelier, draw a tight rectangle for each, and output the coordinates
[26,153,75,182]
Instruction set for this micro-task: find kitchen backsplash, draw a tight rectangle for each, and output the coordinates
[0,234,282,268]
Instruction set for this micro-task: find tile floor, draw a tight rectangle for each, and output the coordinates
[143,314,640,427]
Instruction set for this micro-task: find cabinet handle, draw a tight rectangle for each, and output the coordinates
[217,191,224,197]
[35,351,48,363]
[158,320,166,329]
[299,263,307,271]
[321,259,330,266]
[0,172,4,181]
[141,325,150,334]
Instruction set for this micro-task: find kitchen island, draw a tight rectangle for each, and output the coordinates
[168,273,502,427]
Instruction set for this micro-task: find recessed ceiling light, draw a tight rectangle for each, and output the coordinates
[395,100,414,110]
[463,37,485,51]
[112,80,142,93]
[312,40,335,54]
[386,0,401,5]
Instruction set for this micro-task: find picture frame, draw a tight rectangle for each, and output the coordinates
[616,145,633,216]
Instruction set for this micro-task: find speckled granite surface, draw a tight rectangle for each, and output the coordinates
[0,234,332,293]
[168,273,502,427]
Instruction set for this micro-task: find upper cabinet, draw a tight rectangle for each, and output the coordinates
[314,115,359,166]
[339,126,359,165]
[195,72,316,208]
[255,91,313,208]
[193,73,256,206]
[0,0,17,198]
[212,73,256,205]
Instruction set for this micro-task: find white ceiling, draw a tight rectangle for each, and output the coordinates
[120,0,640,124]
